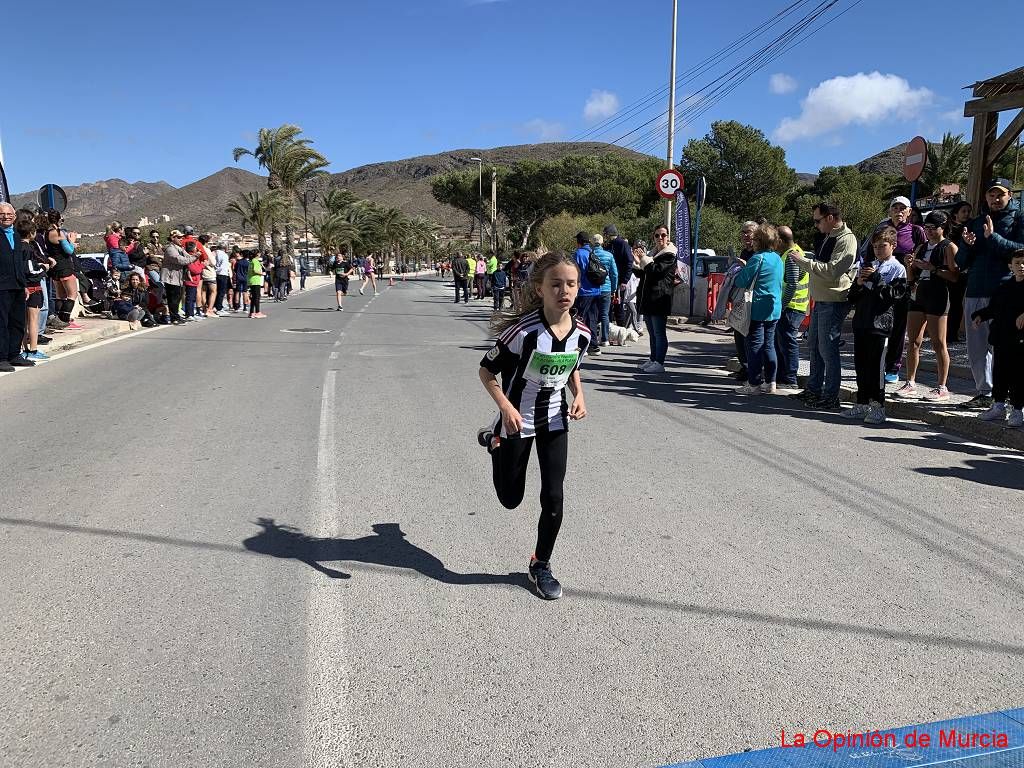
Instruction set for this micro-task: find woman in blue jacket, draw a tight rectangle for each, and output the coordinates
[734,224,784,394]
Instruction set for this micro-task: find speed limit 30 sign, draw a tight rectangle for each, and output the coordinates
[656,169,684,199]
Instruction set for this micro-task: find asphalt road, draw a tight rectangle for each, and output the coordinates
[1,276,1021,768]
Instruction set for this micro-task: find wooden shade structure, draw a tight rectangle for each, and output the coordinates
[964,67,1024,208]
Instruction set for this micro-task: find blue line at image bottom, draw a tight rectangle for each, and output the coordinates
[661,707,1024,768]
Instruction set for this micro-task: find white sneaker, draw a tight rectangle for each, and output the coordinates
[217,310,230,316]
[776,383,801,393]
[374,291,380,296]
[734,382,762,395]
[864,402,887,424]
[922,386,951,402]
[1009,409,1024,428]
[639,361,665,373]
[359,287,364,295]
[760,382,777,394]
[841,403,869,420]
[979,403,1008,422]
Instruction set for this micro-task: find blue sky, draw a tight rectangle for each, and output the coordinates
[2,0,1009,193]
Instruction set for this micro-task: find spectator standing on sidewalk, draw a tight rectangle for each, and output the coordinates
[972,249,1024,427]
[734,224,784,395]
[603,225,632,326]
[946,201,973,343]
[491,260,508,310]
[774,226,809,392]
[213,242,231,315]
[790,203,858,410]
[893,211,959,402]
[161,230,191,324]
[452,251,470,304]
[729,222,758,381]
[0,203,30,371]
[842,227,908,425]
[572,232,602,356]
[956,178,1023,411]
[635,225,677,373]
[590,233,618,347]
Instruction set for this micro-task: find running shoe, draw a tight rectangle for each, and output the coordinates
[336,306,343,311]
[23,350,49,361]
[760,382,777,394]
[775,382,801,393]
[374,291,380,296]
[359,287,364,295]
[863,402,887,424]
[66,321,84,330]
[841,403,869,420]
[9,357,34,367]
[639,361,665,373]
[893,382,919,399]
[978,403,1008,422]
[37,335,52,345]
[1009,409,1024,428]
[884,372,899,384]
[734,382,762,395]
[528,559,562,600]
[588,347,602,356]
[958,394,994,411]
[922,386,950,403]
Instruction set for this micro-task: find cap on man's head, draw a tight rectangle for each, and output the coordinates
[169,229,184,238]
[890,196,911,209]
[183,225,195,235]
[987,178,1013,193]
[603,224,618,237]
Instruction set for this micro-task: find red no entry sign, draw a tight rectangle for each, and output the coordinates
[903,136,928,182]
[656,169,684,199]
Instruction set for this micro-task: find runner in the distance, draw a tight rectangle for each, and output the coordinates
[330,248,355,311]
[476,251,590,600]
[359,253,378,296]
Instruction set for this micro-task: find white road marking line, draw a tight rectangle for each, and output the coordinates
[305,369,351,768]
[0,325,168,378]
[329,351,339,360]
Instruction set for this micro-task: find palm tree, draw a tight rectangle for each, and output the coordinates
[322,188,360,216]
[233,124,329,256]
[923,132,970,194]
[372,207,410,272]
[225,190,290,255]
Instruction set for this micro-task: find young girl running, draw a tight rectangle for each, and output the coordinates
[477,251,591,600]
[359,254,378,296]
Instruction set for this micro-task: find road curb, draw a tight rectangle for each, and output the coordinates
[45,319,133,353]
[722,358,1024,451]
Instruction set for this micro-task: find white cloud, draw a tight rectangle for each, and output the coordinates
[522,118,564,141]
[774,72,933,142]
[583,90,620,122]
[769,73,798,95]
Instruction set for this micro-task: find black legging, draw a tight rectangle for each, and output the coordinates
[734,329,747,372]
[491,429,567,562]
[249,286,261,315]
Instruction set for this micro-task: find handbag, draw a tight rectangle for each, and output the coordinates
[728,257,762,336]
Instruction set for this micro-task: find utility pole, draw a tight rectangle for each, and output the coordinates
[470,157,484,254]
[664,0,679,230]
[491,167,497,254]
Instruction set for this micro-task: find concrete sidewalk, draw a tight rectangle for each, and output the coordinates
[668,322,1024,452]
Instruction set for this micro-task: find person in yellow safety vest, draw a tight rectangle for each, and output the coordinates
[773,225,810,392]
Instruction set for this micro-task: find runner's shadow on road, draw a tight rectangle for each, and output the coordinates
[242,518,531,591]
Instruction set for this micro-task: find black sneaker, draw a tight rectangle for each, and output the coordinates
[528,559,562,600]
[477,426,500,453]
[37,335,52,345]
[814,395,841,410]
[9,357,35,367]
[790,389,818,402]
[958,394,994,411]
[588,346,601,356]
[0,361,14,373]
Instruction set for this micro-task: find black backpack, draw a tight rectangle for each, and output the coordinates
[584,246,608,285]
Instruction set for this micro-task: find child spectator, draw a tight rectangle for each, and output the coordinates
[973,249,1024,427]
[17,212,50,362]
[843,226,908,425]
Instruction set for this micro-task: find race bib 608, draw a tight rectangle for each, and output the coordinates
[523,351,579,388]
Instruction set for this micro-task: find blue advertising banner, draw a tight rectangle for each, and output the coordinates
[674,189,692,285]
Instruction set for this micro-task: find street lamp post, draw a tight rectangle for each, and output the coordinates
[302,187,320,273]
[469,157,484,254]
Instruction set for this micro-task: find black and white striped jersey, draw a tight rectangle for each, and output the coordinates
[480,310,592,438]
